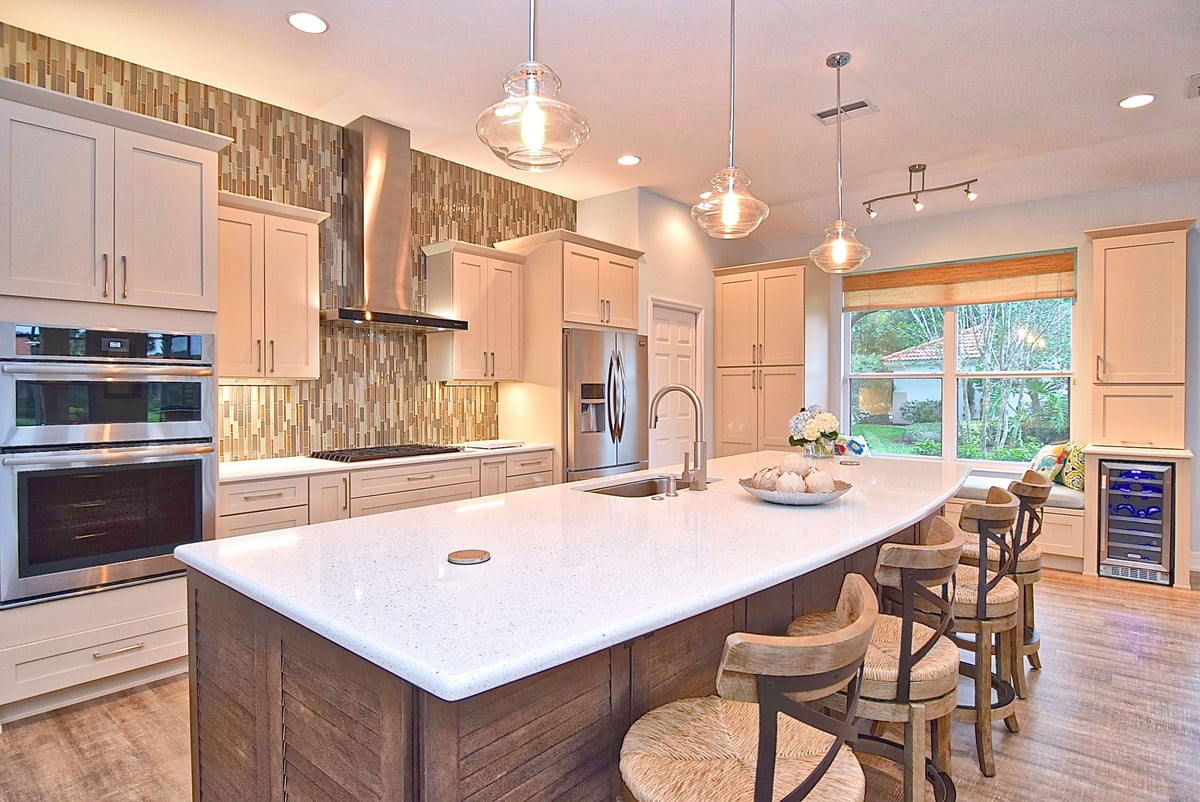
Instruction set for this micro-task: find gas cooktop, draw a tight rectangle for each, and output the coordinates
[310,444,462,463]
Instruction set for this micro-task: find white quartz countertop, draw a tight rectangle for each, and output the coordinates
[218,442,554,482]
[179,452,967,701]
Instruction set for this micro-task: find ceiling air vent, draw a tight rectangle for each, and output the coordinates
[813,97,879,125]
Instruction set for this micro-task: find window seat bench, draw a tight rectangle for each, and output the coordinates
[942,468,1086,572]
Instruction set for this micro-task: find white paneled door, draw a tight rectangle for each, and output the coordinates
[649,303,699,468]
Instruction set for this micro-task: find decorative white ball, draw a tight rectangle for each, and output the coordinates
[751,466,779,490]
[776,470,806,494]
[780,453,812,476]
[804,468,836,494]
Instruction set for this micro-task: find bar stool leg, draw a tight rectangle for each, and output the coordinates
[932,714,953,779]
[974,625,996,777]
[1011,584,1030,699]
[1025,583,1042,670]
[1003,626,1021,733]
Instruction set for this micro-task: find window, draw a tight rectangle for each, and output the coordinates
[842,251,1075,462]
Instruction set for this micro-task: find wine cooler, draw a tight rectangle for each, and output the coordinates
[1098,460,1174,585]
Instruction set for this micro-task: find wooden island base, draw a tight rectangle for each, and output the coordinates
[188,525,918,801]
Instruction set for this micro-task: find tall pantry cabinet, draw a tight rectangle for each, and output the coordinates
[713,259,807,456]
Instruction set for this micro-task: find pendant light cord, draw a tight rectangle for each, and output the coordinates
[835,61,844,221]
[528,0,536,62]
[727,0,737,169]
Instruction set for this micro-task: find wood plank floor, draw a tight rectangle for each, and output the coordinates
[1,570,1198,801]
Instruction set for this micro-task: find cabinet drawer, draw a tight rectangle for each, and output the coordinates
[219,475,309,515]
[217,506,308,538]
[1039,509,1085,559]
[507,470,553,492]
[350,482,480,517]
[0,610,186,705]
[506,451,553,477]
[351,458,480,497]
[1092,384,1186,448]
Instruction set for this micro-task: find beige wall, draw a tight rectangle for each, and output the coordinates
[0,23,576,460]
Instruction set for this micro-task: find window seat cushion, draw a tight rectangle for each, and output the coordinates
[956,469,1085,510]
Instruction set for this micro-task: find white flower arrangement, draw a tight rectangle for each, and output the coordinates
[788,405,840,453]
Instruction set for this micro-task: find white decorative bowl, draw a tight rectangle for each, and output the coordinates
[737,478,852,506]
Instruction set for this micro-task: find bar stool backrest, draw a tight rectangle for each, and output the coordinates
[1008,469,1052,558]
[958,486,1019,620]
[875,516,967,704]
[716,574,878,802]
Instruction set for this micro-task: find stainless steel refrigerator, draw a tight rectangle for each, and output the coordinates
[563,328,648,481]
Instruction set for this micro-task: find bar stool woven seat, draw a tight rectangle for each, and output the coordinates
[620,696,866,802]
[620,574,878,802]
[951,565,1019,616]
[961,539,1042,571]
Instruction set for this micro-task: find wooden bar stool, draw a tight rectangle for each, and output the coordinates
[960,469,1051,698]
[620,574,878,802]
[950,486,1021,777]
[787,517,965,802]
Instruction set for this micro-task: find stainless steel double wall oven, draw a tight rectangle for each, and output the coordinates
[0,323,216,604]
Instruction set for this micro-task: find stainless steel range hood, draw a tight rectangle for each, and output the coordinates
[322,116,468,331]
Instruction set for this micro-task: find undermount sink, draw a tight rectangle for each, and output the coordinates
[581,474,721,498]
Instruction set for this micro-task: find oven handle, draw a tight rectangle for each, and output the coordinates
[0,364,213,378]
[1,443,215,466]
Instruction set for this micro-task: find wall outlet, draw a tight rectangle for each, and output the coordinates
[1189,73,1200,99]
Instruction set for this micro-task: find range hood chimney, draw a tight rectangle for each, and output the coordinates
[322,116,467,331]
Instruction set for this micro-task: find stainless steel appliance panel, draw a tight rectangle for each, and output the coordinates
[563,328,648,481]
[1098,459,1174,585]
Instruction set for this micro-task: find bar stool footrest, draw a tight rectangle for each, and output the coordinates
[852,733,957,802]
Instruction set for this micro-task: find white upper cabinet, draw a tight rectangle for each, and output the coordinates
[714,261,806,368]
[424,241,525,382]
[217,193,327,379]
[0,82,229,311]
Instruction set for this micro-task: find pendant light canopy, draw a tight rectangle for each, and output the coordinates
[476,0,589,172]
[810,52,870,274]
[691,0,769,239]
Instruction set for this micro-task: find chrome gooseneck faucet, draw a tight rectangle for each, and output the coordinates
[648,384,707,491]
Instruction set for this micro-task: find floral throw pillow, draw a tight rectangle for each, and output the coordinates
[1028,442,1068,483]
[1060,442,1085,491]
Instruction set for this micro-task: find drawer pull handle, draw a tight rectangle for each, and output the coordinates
[74,531,109,541]
[243,491,286,500]
[518,460,541,466]
[1120,440,1154,446]
[71,501,107,509]
[342,476,348,511]
[407,474,436,481]
[94,642,145,660]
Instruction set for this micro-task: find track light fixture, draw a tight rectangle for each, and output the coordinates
[862,163,980,218]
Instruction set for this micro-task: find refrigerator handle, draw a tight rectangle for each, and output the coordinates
[615,350,628,441]
[606,351,619,443]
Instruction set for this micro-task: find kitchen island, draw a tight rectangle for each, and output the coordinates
[176,451,967,801]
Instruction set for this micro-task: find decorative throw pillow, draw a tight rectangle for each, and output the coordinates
[1060,441,1085,491]
[1028,442,1068,483]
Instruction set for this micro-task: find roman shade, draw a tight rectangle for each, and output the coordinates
[842,250,1076,311]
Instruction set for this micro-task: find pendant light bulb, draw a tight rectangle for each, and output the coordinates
[810,52,870,273]
[476,0,589,172]
[691,0,769,239]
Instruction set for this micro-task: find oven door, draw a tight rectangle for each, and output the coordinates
[0,362,214,447]
[0,441,216,604]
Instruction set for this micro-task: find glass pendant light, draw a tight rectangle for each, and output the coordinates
[476,0,589,172]
[691,0,769,239]
[810,52,870,273]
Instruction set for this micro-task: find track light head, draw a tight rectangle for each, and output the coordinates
[912,195,924,212]
[866,204,877,219]
[965,185,978,202]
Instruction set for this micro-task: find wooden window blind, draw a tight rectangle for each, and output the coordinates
[842,250,1076,311]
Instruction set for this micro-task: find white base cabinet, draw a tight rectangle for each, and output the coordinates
[714,366,805,457]
[309,472,350,523]
[0,577,187,726]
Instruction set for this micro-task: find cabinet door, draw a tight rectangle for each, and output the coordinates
[758,366,805,450]
[562,243,604,325]
[480,458,506,496]
[309,472,350,523]
[0,101,114,303]
[1092,384,1186,448]
[114,129,218,311]
[217,207,265,377]
[714,273,759,367]
[487,259,522,380]
[264,216,320,378]
[758,266,805,366]
[453,253,490,379]
[602,254,639,329]
[1093,230,1186,384]
[714,367,758,457]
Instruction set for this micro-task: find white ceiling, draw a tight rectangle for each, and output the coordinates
[3,0,1198,246]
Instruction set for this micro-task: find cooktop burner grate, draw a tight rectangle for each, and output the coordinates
[310,444,462,462]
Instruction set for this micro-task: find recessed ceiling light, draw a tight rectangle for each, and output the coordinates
[616,154,641,166]
[1118,93,1155,109]
[287,11,328,34]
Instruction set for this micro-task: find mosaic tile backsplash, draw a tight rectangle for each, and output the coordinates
[1,23,576,460]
